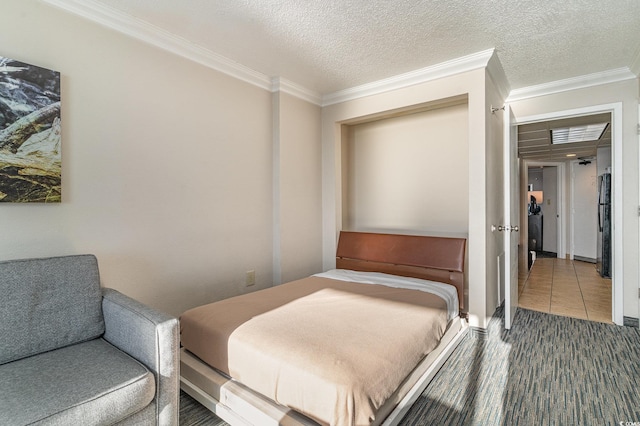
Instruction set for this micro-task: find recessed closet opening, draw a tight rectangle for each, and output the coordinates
[340,96,469,238]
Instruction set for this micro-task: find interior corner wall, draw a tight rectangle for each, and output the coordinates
[322,68,492,329]
[344,103,469,234]
[509,78,640,320]
[0,0,281,317]
[274,92,323,285]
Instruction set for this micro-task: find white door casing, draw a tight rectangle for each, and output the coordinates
[525,161,566,259]
[504,105,519,329]
[516,103,623,325]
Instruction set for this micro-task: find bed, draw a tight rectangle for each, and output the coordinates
[180,231,468,426]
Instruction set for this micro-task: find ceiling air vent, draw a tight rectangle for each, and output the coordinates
[550,123,608,144]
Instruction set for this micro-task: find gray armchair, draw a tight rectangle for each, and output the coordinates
[0,254,179,425]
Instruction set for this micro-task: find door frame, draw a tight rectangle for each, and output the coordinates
[515,102,623,326]
[503,105,519,329]
[524,161,566,259]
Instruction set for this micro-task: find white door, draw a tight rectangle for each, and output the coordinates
[572,161,598,260]
[504,105,519,329]
[541,166,559,254]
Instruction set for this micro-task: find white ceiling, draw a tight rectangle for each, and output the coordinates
[48,0,640,96]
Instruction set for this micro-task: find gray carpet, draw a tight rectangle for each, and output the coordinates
[180,307,640,425]
[180,391,228,426]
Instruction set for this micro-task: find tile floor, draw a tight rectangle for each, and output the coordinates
[518,256,612,324]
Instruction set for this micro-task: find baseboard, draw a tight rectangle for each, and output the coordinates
[623,316,639,328]
[470,326,488,339]
[573,255,596,264]
[540,251,557,258]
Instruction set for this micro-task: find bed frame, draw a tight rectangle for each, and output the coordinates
[336,231,466,312]
[180,231,468,425]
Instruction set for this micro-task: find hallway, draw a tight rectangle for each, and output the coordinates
[518,257,612,324]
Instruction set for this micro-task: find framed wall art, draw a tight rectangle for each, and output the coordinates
[0,56,61,202]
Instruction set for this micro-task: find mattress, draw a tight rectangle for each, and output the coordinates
[180,270,459,426]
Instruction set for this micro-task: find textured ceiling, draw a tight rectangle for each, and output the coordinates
[86,0,640,94]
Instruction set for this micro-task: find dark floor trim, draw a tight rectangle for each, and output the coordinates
[573,255,596,263]
[623,316,639,328]
[470,326,488,339]
[536,251,557,259]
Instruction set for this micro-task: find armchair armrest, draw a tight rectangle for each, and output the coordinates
[102,288,179,426]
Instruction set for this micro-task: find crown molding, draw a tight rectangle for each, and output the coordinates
[41,0,272,90]
[321,49,496,106]
[486,51,511,101]
[44,0,492,107]
[631,48,640,77]
[42,0,634,110]
[271,78,323,106]
[506,67,636,102]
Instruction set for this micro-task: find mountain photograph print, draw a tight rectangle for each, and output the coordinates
[0,56,61,203]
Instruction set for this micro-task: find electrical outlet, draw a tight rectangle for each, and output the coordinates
[246,270,256,286]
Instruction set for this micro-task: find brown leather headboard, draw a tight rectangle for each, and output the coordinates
[336,231,467,311]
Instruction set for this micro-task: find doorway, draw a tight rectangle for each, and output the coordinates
[521,160,611,323]
[525,164,561,261]
[514,105,620,324]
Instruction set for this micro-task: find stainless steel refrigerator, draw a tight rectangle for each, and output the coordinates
[596,172,611,278]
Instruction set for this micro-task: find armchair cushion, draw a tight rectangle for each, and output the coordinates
[0,338,155,425]
[0,255,104,365]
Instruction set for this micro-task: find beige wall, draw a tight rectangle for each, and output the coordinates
[344,103,469,234]
[7,0,631,328]
[0,0,322,317]
[274,92,323,284]
[509,78,639,320]
[322,68,497,328]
